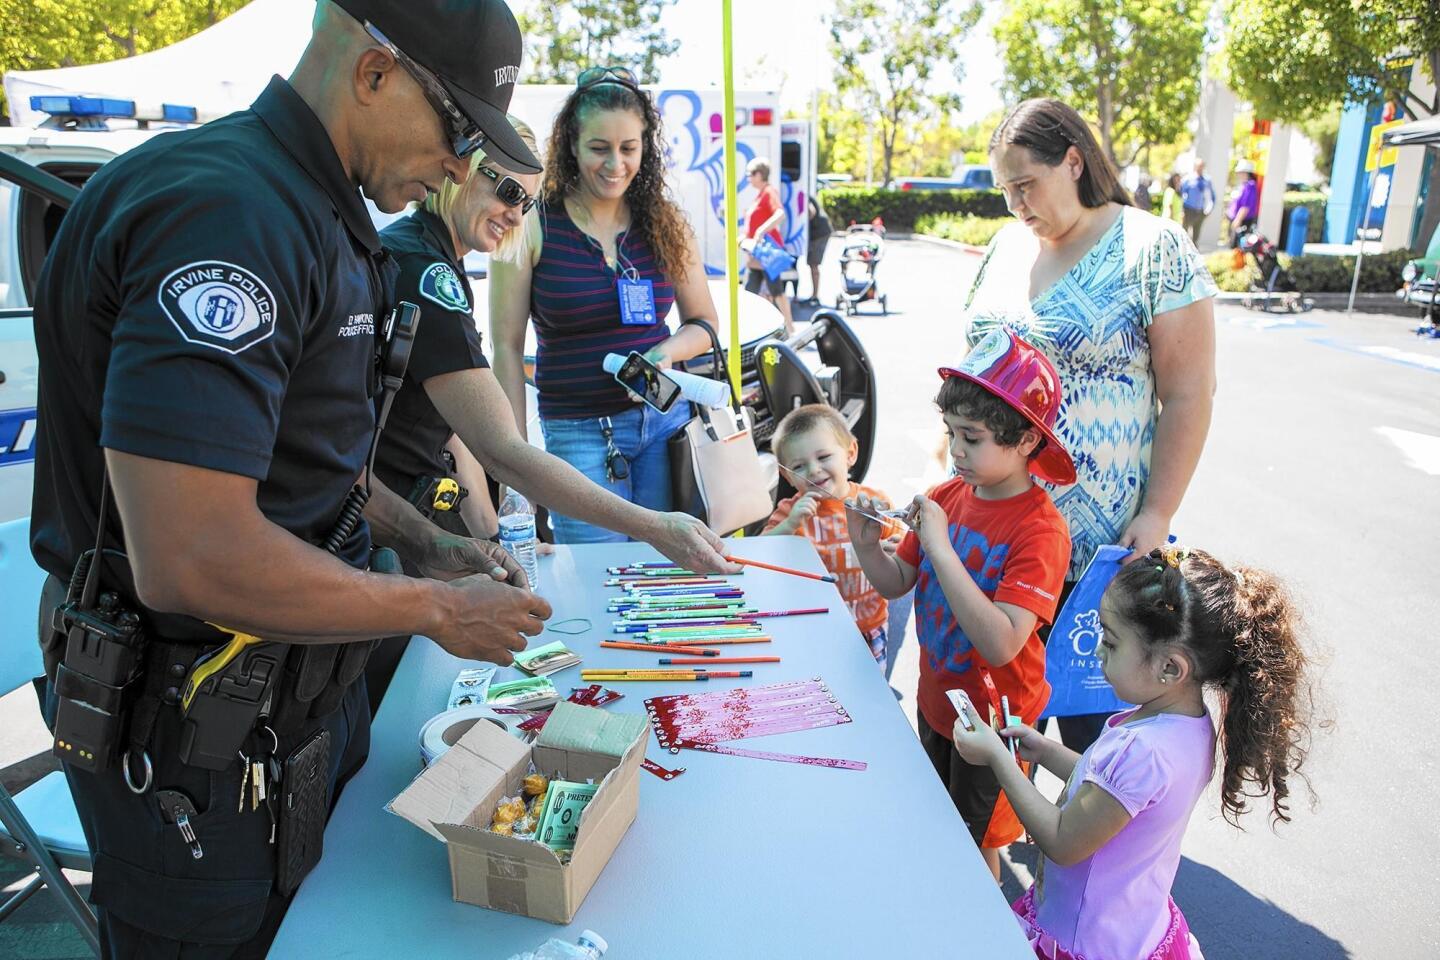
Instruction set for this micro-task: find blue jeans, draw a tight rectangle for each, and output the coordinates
[540,401,691,543]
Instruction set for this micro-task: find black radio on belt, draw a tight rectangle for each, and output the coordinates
[51,550,148,774]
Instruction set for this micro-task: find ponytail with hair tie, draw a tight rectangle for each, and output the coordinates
[1107,548,1315,827]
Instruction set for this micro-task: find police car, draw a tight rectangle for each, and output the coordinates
[1,96,880,524]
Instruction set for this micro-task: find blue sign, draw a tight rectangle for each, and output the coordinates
[1042,544,1135,719]
[0,407,38,466]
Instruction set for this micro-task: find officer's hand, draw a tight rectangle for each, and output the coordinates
[435,575,552,666]
[415,531,529,590]
[645,512,741,575]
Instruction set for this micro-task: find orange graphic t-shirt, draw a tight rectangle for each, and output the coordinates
[764,484,889,637]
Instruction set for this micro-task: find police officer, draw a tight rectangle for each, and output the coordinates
[30,1,551,955]
[367,118,736,703]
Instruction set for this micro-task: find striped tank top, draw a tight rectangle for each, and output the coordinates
[530,199,677,419]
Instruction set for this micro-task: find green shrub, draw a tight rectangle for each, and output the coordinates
[1283,248,1409,292]
[914,213,1011,247]
[1204,250,1260,293]
[818,186,1008,232]
[1204,247,1410,293]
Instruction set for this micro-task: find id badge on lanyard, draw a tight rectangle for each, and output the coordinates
[617,276,657,326]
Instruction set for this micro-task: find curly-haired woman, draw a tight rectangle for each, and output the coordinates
[490,66,721,543]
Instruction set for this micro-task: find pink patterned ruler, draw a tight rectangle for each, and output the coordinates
[644,678,825,710]
[668,739,867,771]
[641,758,686,780]
[657,702,847,741]
[659,711,851,746]
[644,677,859,769]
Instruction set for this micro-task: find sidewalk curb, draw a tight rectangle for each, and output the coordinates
[1214,291,1429,316]
[905,233,986,256]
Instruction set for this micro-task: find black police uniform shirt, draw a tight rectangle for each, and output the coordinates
[372,208,489,504]
[30,76,388,594]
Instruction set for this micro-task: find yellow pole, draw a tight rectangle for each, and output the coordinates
[721,0,742,397]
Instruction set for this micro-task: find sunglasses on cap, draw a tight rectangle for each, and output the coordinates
[477,164,537,214]
[577,65,640,91]
[364,21,487,160]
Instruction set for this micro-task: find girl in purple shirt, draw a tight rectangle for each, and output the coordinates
[953,546,1315,959]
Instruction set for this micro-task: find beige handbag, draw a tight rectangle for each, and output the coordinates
[678,404,774,536]
[668,321,775,535]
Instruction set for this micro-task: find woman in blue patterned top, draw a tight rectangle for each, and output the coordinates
[965,98,1218,751]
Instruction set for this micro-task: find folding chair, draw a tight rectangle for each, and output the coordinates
[0,517,100,955]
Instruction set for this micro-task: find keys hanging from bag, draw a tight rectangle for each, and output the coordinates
[666,320,773,536]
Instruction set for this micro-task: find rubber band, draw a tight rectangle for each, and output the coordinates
[547,617,593,635]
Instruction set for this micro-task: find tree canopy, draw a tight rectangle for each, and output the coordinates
[0,0,247,120]
[828,0,982,187]
[994,0,1209,168]
[1223,0,1440,122]
[518,0,679,85]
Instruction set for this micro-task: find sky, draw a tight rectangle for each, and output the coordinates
[517,0,1007,123]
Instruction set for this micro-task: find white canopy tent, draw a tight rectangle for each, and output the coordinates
[1348,115,1440,311]
[3,0,313,128]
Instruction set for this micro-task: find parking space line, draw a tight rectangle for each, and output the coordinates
[1375,426,1440,476]
[1308,337,1440,374]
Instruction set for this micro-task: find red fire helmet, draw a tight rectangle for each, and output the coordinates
[938,329,1077,486]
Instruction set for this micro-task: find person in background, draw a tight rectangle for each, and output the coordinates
[489,66,723,544]
[1160,172,1184,224]
[1179,158,1215,245]
[965,98,1218,755]
[1227,159,1260,247]
[763,404,893,666]
[804,194,833,304]
[741,156,796,337]
[1132,176,1152,212]
[952,546,1315,960]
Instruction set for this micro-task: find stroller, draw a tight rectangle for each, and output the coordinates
[834,221,888,315]
[1237,227,1313,313]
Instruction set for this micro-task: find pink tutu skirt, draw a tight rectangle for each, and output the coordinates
[1011,889,1204,960]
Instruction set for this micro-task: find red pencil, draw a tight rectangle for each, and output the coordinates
[657,656,781,665]
[722,555,836,583]
[601,641,718,656]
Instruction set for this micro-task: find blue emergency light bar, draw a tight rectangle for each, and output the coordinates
[29,95,198,124]
[31,95,134,117]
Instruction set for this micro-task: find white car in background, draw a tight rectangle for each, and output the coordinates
[1,98,876,528]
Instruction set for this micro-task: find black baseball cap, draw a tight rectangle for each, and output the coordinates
[334,0,539,173]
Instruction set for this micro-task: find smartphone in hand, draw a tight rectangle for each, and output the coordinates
[614,351,682,413]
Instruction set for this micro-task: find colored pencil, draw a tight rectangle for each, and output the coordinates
[723,555,836,583]
[600,641,718,656]
[581,671,753,681]
[639,637,772,646]
[581,673,711,682]
[657,656,781,665]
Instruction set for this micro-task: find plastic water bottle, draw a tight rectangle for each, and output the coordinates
[506,929,608,960]
[497,489,540,591]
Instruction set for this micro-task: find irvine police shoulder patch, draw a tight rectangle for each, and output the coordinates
[418,262,470,313]
[157,260,277,355]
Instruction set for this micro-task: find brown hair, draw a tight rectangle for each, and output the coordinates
[935,376,1033,449]
[542,80,694,281]
[771,403,854,463]
[1107,547,1315,827]
[990,98,1132,209]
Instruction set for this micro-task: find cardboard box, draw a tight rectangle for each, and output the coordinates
[388,701,649,924]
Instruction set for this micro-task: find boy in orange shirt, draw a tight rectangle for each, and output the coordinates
[849,329,1073,880]
[763,404,892,665]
